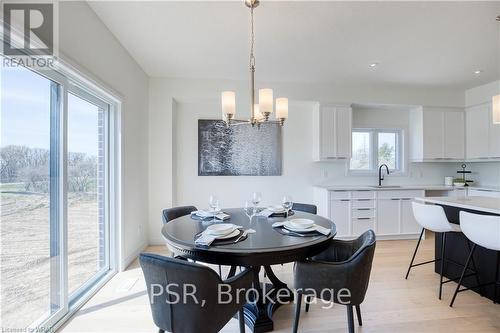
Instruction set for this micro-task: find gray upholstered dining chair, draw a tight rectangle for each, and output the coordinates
[162,206,197,224]
[293,230,376,333]
[140,253,253,333]
[292,203,317,215]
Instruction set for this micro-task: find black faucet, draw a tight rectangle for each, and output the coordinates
[378,164,390,186]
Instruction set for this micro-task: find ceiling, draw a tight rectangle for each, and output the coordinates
[89,1,500,89]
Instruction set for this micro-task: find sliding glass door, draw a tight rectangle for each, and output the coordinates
[1,58,113,330]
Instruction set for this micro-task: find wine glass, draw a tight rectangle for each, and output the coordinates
[244,200,254,222]
[209,195,219,222]
[252,192,262,214]
[282,195,293,218]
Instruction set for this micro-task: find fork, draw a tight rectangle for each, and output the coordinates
[233,230,249,243]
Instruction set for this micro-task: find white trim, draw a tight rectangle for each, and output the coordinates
[121,242,148,271]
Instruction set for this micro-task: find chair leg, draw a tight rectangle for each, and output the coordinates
[158,329,165,333]
[305,296,311,312]
[465,239,484,296]
[450,243,476,307]
[238,307,245,333]
[293,292,302,333]
[439,232,447,300]
[218,265,222,277]
[405,228,425,279]
[355,305,362,326]
[346,305,355,333]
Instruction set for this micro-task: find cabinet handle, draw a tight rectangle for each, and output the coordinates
[357,217,371,220]
[357,208,371,211]
[340,199,350,202]
[357,199,371,201]
[391,198,401,201]
[401,198,412,201]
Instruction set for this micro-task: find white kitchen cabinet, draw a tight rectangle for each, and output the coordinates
[330,199,351,236]
[312,105,352,161]
[410,107,465,161]
[377,199,400,234]
[444,111,465,159]
[400,199,421,234]
[468,189,500,198]
[466,104,490,159]
[314,187,424,240]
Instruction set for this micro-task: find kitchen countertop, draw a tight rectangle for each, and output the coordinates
[415,196,500,215]
[314,184,500,192]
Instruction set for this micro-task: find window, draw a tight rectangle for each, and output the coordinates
[1,56,116,330]
[350,129,403,173]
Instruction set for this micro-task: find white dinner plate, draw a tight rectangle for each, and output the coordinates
[268,205,286,213]
[283,221,317,233]
[206,223,236,236]
[289,218,315,229]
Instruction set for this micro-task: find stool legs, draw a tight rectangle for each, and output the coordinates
[405,228,425,279]
[292,292,302,333]
[439,232,447,300]
[450,243,476,307]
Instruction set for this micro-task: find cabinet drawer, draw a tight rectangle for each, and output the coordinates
[329,191,350,200]
[352,208,375,219]
[377,190,424,199]
[351,190,375,199]
[351,199,376,209]
[352,218,375,235]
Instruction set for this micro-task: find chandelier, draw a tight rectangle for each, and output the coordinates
[221,0,288,127]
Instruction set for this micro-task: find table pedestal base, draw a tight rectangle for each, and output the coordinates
[232,265,294,333]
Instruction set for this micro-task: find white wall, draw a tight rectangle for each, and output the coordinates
[148,77,467,244]
[59,2,149,268]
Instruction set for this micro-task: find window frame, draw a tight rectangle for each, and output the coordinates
[348,128,405,175]
[1,50,122,332]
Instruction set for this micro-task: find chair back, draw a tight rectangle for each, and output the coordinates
[140,253,248,333]
[460,211,500,251]
[295,230,376,305]
[292,203,317,215]
[412,202,455,233]
[162,205,197,224]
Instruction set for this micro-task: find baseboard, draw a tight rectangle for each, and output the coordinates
[120,242,148,271]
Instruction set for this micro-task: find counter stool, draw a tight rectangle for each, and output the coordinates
[450,211,500,307]
[406,202,480,300]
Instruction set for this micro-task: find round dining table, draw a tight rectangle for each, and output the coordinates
[161,208,336,333]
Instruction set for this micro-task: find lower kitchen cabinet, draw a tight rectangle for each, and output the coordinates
[314,188,424,239]
[329,199,351,237]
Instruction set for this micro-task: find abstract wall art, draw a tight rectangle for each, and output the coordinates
[198,119,282,176]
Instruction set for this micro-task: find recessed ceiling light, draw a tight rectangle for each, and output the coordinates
[369,63,379,68]
[473,70,482,75]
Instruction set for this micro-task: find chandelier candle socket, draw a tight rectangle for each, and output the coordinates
[276,98,288,123]
[259,89,273,119]
[220,0,288,127]
[221,91,236,120]
[493,94,500,124]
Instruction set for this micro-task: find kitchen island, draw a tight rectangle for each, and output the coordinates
[415,196,500,302]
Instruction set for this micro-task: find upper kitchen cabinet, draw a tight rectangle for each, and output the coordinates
[312,105,352,161]
[466,103,500,159]
[410,107,465,161]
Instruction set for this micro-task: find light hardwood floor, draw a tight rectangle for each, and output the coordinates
[60,233,500,333]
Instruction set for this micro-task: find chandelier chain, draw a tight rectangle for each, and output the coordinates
[250,7,255,69]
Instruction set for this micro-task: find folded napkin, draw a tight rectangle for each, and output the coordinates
[271,222,331,236]
[191,210,231,221]
[194,225,243,246]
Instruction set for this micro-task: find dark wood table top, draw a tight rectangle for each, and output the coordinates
[161,208,336,266]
